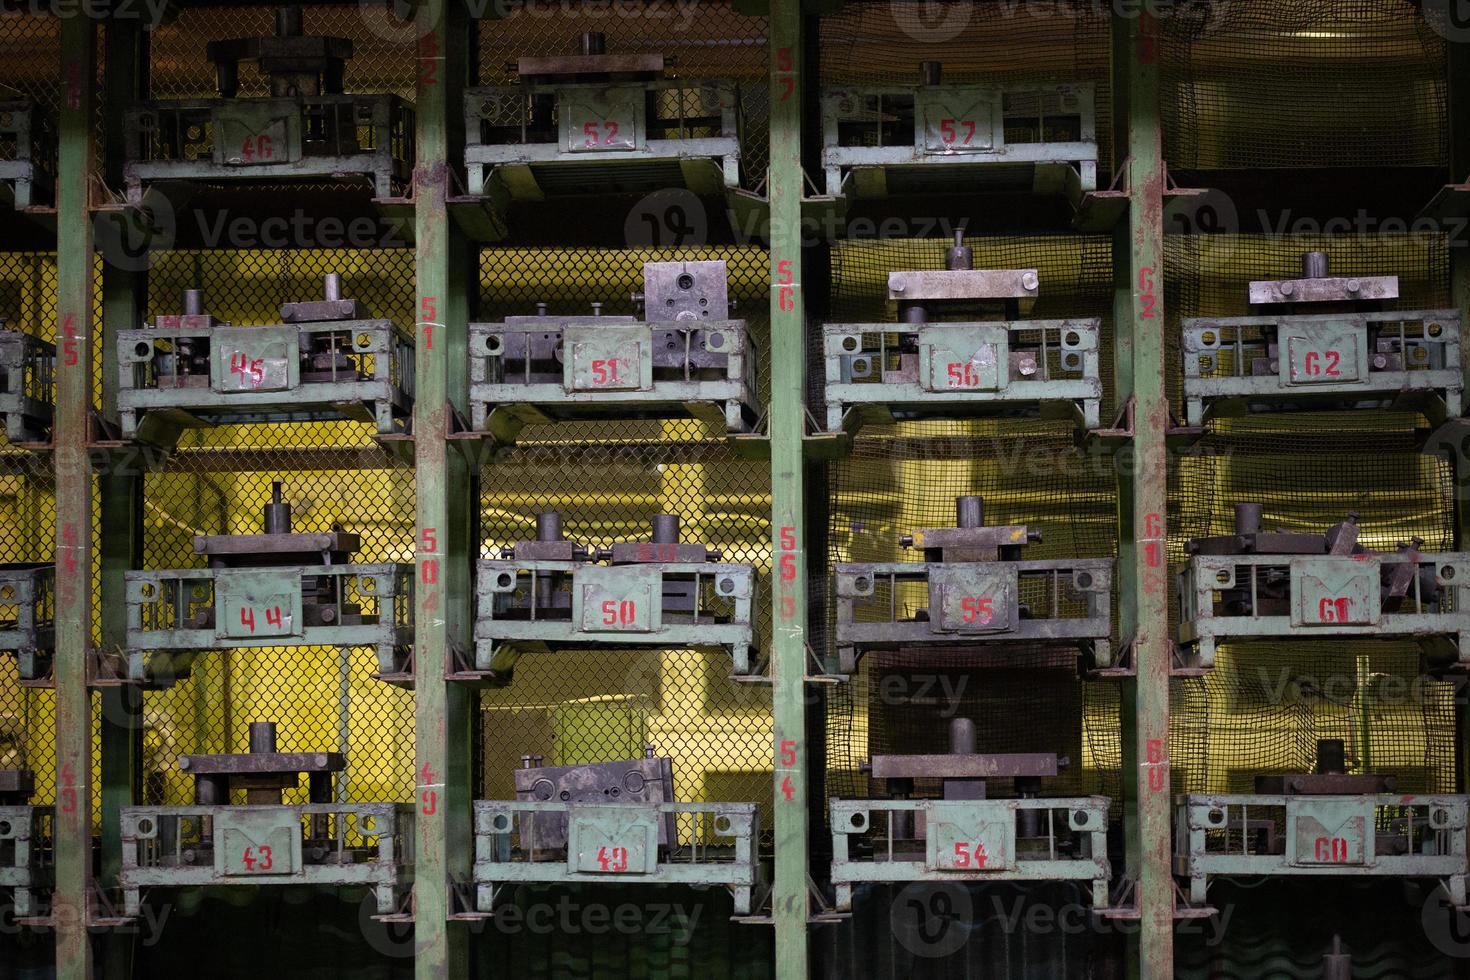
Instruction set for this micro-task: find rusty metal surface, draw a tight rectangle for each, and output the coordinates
[887,269,1039,302]
[870,753,1059,780]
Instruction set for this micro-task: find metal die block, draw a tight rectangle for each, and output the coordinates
[209,327,299,393]
[915,86,1001,154]
[558,86,645,154]
[1280,317,1367,387]
[573,564,661,635]
[920,324,1008,392]
[216,807,303,877]
[1285,797,1373,868]
[1289,557,1382,627]
[566,805,661,875]
[214,568,305,641]
[472,800,760,912]
[564,322,654,393]
[211,100,303,166]
[928,563,1019,634]
[925,805,1016,872]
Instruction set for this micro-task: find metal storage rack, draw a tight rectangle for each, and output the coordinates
[23,1,1470,979]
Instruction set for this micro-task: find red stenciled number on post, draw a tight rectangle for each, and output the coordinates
[775,47,795,102]
[59,763,76,814]
[597,846,630,872]
[1145,738,1166,792]
[1138,268,1158,319]
[417,31,439,89]
[776,260,796,313]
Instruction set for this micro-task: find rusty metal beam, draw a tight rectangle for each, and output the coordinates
[53,12,97,980]
[413,2,474,978]
[1112,10,1173,977]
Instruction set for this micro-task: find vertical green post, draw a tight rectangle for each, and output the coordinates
[413,2,473,979]
[53,12,97,980]
[1111,10,1173,977]
[1447,22,1470,793]
[767,0,810,976]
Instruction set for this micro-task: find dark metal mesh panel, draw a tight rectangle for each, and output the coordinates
[0,254,58,816]
[822,421,1121,814]
[476,245,774,844]
[1164,233,1452,413]
[1169,414,1458,795]
[136,250,416,806]
[0,13,60,113]
[477,1,771,186]
[146,5,417,101]
[1162,0,1446,171]
[819,0,1113,173]
[825,235,1115,422]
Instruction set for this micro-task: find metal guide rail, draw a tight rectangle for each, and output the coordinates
[1181,251,1463,425]
[0,564,54,683]
[121,6,413,204]
[829,719,1110,912]
[0,770,51,920]
[0,327,55,444]
[472,513,755,682]
[468,259,756,443]
[821,62,1096,200]
[1175,740,1469,910]
[473,753,759,915]
[834,495,1112,674]
[820,232,1101,434]
[124,482,412,685]
[119,722,412,917]
[1177,503,1470,671]
[116,276,414,446]
[464,32,740,203]
[0,99,54,210]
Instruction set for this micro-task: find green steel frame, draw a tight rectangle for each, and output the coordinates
[42,3,1183,978]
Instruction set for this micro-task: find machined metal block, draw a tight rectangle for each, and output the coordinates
[1175,794,1470,909]
[473,558,756,677]
[0,329,55,444]
[1177,551,1470,670]
[124,563,413,684]
[821,318,1101,432]
[464,80,741,201]
[0,565,54,683]
[829,797,1110,911]
[833,558,1113,673]
[821,81,1097,199]
[472,800,759,914]
[116,313,414,445]
[118,803,411,917]
[0,805,52,919]
[1182,308,1463,425]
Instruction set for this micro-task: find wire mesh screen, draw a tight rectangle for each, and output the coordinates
[0,13,59,112]
[1164,233,1452,417]
[825,235,1115,422]
[476,245,774,842]
[1161,0,1446,171]
[136,249,416,806]
[477,1,770,186]
[1169,414,1458,796]
[822,420,1121,813]
[819,0,1113,174]
[146,4,417,101]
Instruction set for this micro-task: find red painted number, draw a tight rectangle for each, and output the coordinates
[780,775,794,801]
[597,846,630,872]
[960,596,995,623]
[421,559,439,586]
[241,844,273,871]
[778,525,797,619]
[239,607,256,632]
[265,606,283,628]
[1138,11,1157,64]
[779,739,797,767]
[1317,597,1354,622]
[1314,837,1350,862]
[601,599,638,625]
[1301,350,1342,377]
[590,359,622,386]
[59,763,76,814]
[946,362,982,388]
[938,118,977,145]
[775,47,795,102]
[951,841,988,868]
[230,352,265,387]
[420,296,438,351]
[420,789,438,816]
[240,135,273,162]
[583,120,624,148]
[417,31,440,89]
[776,260,795,313]
[1145,737,1166,793]
[1138,268,1157,319]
